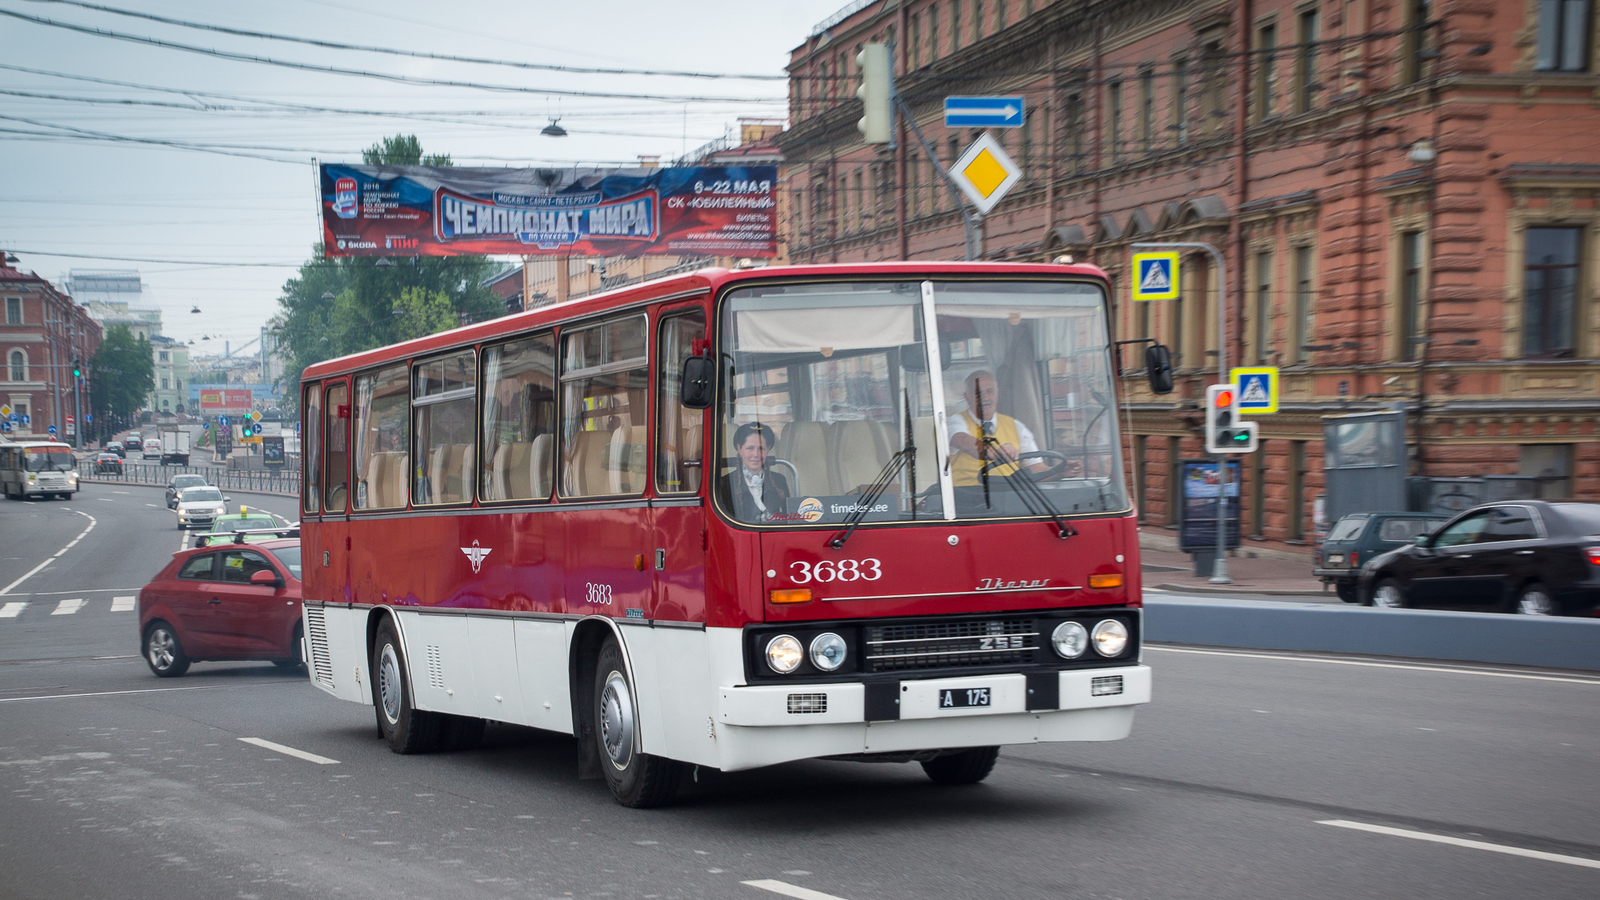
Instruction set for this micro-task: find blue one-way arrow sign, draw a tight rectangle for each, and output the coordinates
[945,96,1025,128]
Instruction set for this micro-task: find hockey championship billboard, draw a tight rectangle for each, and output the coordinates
[319,163,777,258]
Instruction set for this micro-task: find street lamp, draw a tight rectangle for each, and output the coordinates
[541,118,567,137]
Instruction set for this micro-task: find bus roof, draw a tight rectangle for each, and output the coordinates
[301,259,1108,381]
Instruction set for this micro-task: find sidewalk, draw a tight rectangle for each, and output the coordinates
[1139,545,1336,597]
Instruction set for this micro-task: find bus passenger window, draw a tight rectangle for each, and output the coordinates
[302,386,322,514]
[324,382,349,513]
[353,364,409,510]
[412,351,477,505]
[656,310,706,494]
[482,334,556,502]
[560,315,648,497]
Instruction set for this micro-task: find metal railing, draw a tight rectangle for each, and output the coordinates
[78,459,299,497]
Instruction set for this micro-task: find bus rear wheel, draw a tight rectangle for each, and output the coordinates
[920,746,1000,785]
[594,637,681,808]
[372,618,441,754]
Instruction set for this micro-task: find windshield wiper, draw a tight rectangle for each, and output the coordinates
[975,434,1077,539]
[829,392,917,550]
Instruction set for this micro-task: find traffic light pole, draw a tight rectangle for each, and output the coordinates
[1132,241,1232,584]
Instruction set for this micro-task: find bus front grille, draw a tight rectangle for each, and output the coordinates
[863,618,1037,673]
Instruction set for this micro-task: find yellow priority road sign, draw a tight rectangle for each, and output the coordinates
[949,132,1022,216]
[1131,252,1180,301]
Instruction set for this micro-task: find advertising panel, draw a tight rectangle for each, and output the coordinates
[1178,458,1241,552]
[319,163,777,258]
[198,390,253,413]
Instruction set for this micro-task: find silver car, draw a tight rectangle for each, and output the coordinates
[174,486,230,530]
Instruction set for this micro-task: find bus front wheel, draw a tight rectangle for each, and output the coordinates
[920,746,1000,785]
[594,637,681,808]
[372,618,441,754]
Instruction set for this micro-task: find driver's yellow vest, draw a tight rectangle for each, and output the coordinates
[949,412,1022,486]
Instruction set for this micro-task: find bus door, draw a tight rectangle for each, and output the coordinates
[651,308,709,622]
[321,379,353,601]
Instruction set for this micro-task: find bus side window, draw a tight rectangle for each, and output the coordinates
[302,384,322,515]
[560,314,648,497]
[412,351,477,506]
[481,333,556,502]
[353,364,409,510]
[656,309,707,494]
[324,382,349,513]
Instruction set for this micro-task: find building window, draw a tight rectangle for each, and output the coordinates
[1400,231,1426,360]
[8,349,24,382]
[929,3,940,62]
[159,351,169,362]
[996,0,1007,30]
[1523,226,1581,357]
[1536,0,1590,72]
[1172,56,1190,145]
[1287,440,1307,541]
[1292,245,1315,363]
[1139,67,1156,153]
[1520,444,1573,498]
[1064,93,1086,173]
[1255,21,1278,122]
[4,297,19,325]
[1201,41,1227,136]
[1254,249,1274,362]
[950,0,961,52]
[1296,7,1321,113]
[1106,79,1122,164]
[910,12,921,68]
[1402,0,1434,83]
[972,0,984,42]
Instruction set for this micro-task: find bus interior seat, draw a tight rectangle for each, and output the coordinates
[608,425,647,494]
[833,420,892,495]
[529,433,553,498]
[567,429,609,496]
[773,420,830,495]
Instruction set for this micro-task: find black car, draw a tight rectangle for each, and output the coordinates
[1358,501,1600,616]
[106,441,125,458]
[1315,512,1447,602]
[94,451,124,475]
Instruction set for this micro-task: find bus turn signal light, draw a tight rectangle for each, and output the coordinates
[769,588,813,604]
[1088,573,1123,589]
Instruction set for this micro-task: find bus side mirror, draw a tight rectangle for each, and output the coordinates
[680,356,715,409]
[1144,343,1175,394]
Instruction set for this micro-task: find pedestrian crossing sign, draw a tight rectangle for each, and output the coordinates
[1131,252,1180,301]
[1230,367,1279,414]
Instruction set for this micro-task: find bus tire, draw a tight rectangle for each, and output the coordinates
[372,617,441,754]
[920,746,1000,785]
[594,637,681,808]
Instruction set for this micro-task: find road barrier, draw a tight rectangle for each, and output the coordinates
[79,460,299,497]
[1145,595,1600,671]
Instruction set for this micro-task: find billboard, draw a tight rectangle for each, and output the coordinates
[199,390,253,413]
[319,163,777,258]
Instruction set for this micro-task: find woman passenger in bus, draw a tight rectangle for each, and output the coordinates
[721,422,789,522]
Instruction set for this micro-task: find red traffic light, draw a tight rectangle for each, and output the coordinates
[1212,389,1235,408]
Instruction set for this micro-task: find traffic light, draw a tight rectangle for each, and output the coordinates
[240,421,254,438]
[1204,383,1258,454]
[72,358,81,379]
[855,43,892,144]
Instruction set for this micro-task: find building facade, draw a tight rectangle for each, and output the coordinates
[779,0,1600,550]
[2,259,101,442]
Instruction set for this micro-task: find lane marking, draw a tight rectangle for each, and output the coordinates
[238,737,339,765]
[3,588,144,597]
[0,601,26,618]
[98,497,115,502]
[1147,646,1600,686]
[0,509,96,597]
[51,598,85,616]
[110,596,135,612]
[1318,820,1600,870]
[0,686,215,703]
[742,881,854,900]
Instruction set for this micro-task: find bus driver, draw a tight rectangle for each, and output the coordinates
[722,422,790,521]
[947,370,1046,487]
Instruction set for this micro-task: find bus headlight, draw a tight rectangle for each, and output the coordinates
[809,633,847,672]
[1051,621,1088,659]
[1091,619,1129,657]
[765,635,803,674]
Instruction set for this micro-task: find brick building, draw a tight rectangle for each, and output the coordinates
[778,0,1599,550]
[2,258,101,443]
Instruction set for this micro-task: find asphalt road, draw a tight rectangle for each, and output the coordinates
[3,482,1597,900]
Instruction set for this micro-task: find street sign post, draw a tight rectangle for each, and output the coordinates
[949,132,1022,216]
[1131,252,1180,301]
[1230,367,1280,414]
[944,96,1025,128]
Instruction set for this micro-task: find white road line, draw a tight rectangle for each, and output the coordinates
[238,737,339,766]
[0,601,26,618]
[0,509,96,597]
[110,596,135,612]
[98,497,115,502]
[1147,646,1600,686]
[742,881,854,900]
[1318,820,1600,870]
[0,686,214,703]
[51,598,85,616]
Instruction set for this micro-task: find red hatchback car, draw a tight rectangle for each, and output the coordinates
[138,538,304,677]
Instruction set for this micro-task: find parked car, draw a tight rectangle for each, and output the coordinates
[165,473,209,508]
[174,485,229,530]
[94,451,124,475]
[138,538,304,677]
[194,508,289,547]
[1357,500,1600,616]
[1314,512,1447,602]
[142,438,163,461]
[123,435,143,452]
[105,441,125,458]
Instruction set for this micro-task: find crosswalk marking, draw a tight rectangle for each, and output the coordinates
[111,596,136,612]
[51,598,85,616]
[0,602,26,618]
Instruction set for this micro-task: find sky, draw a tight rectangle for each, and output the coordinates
[0,0,848,353]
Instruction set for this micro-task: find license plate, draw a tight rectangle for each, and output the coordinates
[939,687,991,709]
[1325,554,1344,567]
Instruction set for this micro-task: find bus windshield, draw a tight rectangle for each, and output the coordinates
[24,447,75,472]
[717,279,1126,526]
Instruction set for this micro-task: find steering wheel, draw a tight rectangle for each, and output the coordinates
[979,450,1072,482]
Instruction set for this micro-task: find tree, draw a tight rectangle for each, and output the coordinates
[363,134,453,167]
[89,325,155,432]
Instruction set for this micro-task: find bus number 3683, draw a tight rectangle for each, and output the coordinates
[789,559,882,584]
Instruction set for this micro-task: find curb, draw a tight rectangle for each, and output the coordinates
[1150,582,1335,598]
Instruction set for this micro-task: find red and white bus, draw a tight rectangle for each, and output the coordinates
[299,261,1156,806]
